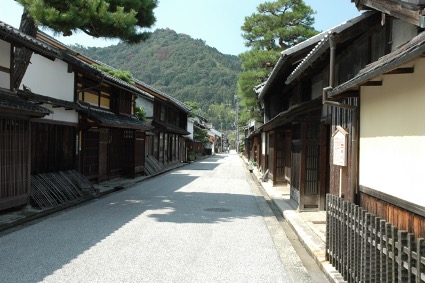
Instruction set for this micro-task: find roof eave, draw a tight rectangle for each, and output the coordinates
[330,30,425,97]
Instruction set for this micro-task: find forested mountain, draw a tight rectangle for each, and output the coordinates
[71,28,241,126]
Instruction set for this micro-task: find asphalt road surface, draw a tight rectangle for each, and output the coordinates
[0,153,324,283]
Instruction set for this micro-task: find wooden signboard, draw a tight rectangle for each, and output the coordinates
[332,126,348,166]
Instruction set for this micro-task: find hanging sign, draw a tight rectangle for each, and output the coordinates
[332,126,348,166]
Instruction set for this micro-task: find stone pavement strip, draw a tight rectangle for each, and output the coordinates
[245,156,346,283]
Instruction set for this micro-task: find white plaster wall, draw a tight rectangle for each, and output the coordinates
[39,104,78,123]
[391,19,417,51]
[359,58,425,206]
[262,132,266,155]
[0,40,10,67]
[22,54,74,101]
[21,54,77,123]
[136,96,153,117]
[0,72,9,88]
[186,118,194,140]
[0,40,10,88]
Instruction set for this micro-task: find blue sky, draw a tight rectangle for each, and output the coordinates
[0,0,361,55]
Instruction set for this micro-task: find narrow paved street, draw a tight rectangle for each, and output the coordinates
[0,153,320,283]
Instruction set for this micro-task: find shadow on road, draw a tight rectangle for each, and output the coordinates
[0,153,261,283]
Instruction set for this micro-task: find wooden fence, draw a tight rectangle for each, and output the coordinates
[326,194,425,282]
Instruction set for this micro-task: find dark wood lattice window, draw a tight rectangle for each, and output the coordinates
[31,123,76,174]
[0,118,30,209]
[82,130,99,178]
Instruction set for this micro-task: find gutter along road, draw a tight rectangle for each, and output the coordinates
[0,153,327,282]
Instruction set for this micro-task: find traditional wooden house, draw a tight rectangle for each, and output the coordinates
[134,80,191,166]
[208,128,223,154]
[256,11,380,210]
[243,118,263,166]
[20,32,154,183]
[322,2,425,280]
[326,0,425,237]
[0,21,58,210]
[185,114,206,159]
[286,2,425,280]
[255,31,329,193]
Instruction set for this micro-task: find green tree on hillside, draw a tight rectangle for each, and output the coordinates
[207,103,235,133]
[13,0,157,89]
[238,0,318,124]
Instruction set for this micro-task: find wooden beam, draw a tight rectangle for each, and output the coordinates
[360,185,425,218]
[336,90,360,99]
[361,80,382,86]
[384,67,414,74]
[0,65,10,73]
[359,0,421,27]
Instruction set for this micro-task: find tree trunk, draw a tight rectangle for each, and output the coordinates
[13,12,37,90]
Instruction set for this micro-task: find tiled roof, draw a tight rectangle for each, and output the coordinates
[36,31,189,114]
[79,105,153,130]
[286,11,377,85]
[330,29,425,97]
[152,119,190,135]
[17,89,81,110]
[61,53,154,99]
[0,21,61,59]
[134,79,192,113]
[260,97,322,132]
[258,11,375,101]
[82,58,155,101]
[0,88,51,116]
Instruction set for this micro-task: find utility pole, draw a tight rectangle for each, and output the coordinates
[234,95,239,153]
[220,120,223,153]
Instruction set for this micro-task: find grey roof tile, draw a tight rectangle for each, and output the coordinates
[0,21,60,58]
[17,89,81,110]
[330,29,425,96]
[0,88,51,116]
[79,104,153,130]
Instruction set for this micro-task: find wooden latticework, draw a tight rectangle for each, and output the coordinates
[0,118,30,210]
[30,170,96,210]
[326,194,425,282]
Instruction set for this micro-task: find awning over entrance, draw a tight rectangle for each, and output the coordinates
[152,120,190,135]
[260,97,322,132]
[330,30,425,97]
[80,107,153,131]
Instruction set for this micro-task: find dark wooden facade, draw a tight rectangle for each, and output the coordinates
[291,119,325,209]
[324,2,425,278]
[256,12,381,211]
[0,95,51,210]
[328,2,425,238]
[0,117,31,210]
[185,138,203,161]
[324,16,388,203]
[76,73,152,181]
[0,21,57,211]
[243,120,263,169]
[359,186,425,238]
[147,99,189,165]
[31,121,77,175]
[134,131,146,174]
